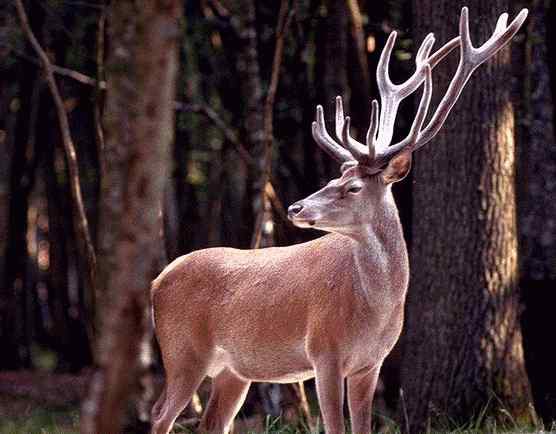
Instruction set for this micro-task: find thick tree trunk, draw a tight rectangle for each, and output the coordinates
[400,2,532,432]
[80,1,182,433]
[516,0,556,425]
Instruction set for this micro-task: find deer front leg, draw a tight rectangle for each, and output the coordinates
[314,358,345,434]
[347,366,380,434]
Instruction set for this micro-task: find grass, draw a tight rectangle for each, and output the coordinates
[0,406,79,434]
[168,413,548,434]
[0,406,549,434]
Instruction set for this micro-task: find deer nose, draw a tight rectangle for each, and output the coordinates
[288,203,304,217]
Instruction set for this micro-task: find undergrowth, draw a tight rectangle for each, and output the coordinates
[0,407,549,434]
[0,406,79,434]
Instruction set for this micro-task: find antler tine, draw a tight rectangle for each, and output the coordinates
[427,36,460,69]
[312,105,354,163]
[407,65,433,145]
[335,96,367,155]
[335,96,346,142]
[341,116,370,163]
[377,7,528,164]
[416,33,435,66]
[494,13,509,36]
[366,100,379,161]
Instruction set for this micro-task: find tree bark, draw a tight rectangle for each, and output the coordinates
[1,54,43,370]
[80,1,182,433]
[314,0,350,181]
[225,0,267,247]
[0,3,21,370]
[400,2,532,432]
[345,0,370,130]
[516,0,556,425]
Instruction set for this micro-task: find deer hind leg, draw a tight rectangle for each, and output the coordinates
[151,353,208,434]
[199,369,251,434]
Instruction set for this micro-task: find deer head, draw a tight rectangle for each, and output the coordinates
[288,7,528,238]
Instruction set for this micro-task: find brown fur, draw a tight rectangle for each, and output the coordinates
[151,165,410,434]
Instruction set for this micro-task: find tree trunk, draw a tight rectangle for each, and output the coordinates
[400,2,532,432]
[80,1,182,433]
[1,59,43,370]
[226,0,266,247]
[314,0,350,181]
[0,4,20,370]
[516,0,556,425]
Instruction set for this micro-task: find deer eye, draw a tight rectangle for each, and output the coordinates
[347,185,362,194]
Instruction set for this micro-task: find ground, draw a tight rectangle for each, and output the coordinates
[0,372,550,433]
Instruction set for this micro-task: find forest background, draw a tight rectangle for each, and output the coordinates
[0,0,555,433]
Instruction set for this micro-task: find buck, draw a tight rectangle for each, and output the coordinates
[151,7,527,434]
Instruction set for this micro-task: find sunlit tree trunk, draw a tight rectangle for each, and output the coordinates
[400,2,532,432]
[80,1,182,433]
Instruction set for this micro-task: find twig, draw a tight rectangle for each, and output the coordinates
[15,0,98,346]
[88,2,106,334]
[292,381,315,431]
[52,64,103,88]
[265,181,289,224]
[175,101,256,167]
[13,48,106,89]
[400,388,410,434]
[94,5,106,173]
[251,0,294,248]
[207,0,231,18]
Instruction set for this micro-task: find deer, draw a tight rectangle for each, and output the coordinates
[150,7,527,434]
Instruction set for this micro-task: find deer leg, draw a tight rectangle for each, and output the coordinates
[151,385,167,422]
[151,355,208,434]
[314,359,345,434]
[347,366,380,434]
[199,369,250,434]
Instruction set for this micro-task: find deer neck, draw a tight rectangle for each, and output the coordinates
[349,190,409,302]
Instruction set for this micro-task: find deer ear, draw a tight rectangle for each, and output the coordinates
[381,152,412,184]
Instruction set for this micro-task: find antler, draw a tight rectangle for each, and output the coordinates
[312,30,458,164]
[312,7,528,171]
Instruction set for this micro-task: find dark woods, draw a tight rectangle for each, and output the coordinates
[0,0,555,433]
